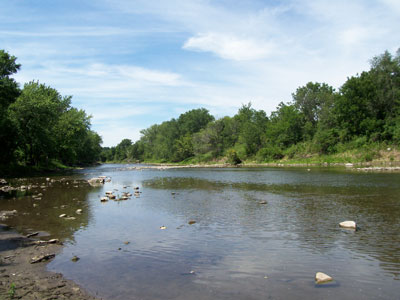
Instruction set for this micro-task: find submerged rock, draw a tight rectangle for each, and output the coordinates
[315,272,333,284]
[339,220,356,229]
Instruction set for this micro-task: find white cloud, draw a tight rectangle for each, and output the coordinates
[183,33,275,61]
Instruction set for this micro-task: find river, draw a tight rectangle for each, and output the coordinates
[1,164,399,299]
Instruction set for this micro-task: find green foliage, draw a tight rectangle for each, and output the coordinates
[8,283,16,299]
[226,149,242,165]
[108,48,400,165]
[0,49,102,169]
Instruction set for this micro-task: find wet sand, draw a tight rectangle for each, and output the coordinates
[0,225,99,300]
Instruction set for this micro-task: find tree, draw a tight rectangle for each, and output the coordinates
[0,50,21,164]
[9,81,71,165]
[292,82,335,139]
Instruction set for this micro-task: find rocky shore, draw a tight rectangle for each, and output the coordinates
[0,225,99,300]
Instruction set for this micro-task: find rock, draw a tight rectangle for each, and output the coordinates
[46,178,50,181]
[31,254,55,264]
[65,216,76,220]
[120,196,129,200]
[0,210,17,220]
[20,185,27,190]
[71,256,80,262]
[108,194,116,199]
[160,226,167,230]
[188,220,196,225]
[26,232,39,238]
[59,214,67,218]
[76,209,83,214]
[315,272,333,284]
[0,178,8,185]
[88,177,105,186]
[33,203,39,208]
[34,239,60,245]
[134,187,140,190]
[345,163,354,167]
[339,220,356,229]
[387,147,391,151]
[105,191,113,195]
[124,241,130,245]
[259,200,267,204]
[100,197,108,202]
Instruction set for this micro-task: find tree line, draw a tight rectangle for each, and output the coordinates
[104,48,400,164]
[0,50,102,169]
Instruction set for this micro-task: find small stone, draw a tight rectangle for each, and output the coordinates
[71,256,80,262]
[65,216,76,220]
[100,197,108,202]
[76,209,83,214]
[160,226,167,230]
[33,203,39,208]
[259,200,267,204]
[345,163,354,167]
[46,178,50,181]
[188,220,196,225]
[339,220,356,229]
[59,214,67,218]
[315,272,333,284]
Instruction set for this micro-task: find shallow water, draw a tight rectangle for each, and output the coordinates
[1,165,400,299]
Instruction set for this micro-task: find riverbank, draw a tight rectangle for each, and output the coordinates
[0,225,99,300]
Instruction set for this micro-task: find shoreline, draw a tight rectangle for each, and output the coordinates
[118,161,400,172]
[0,224,99,300]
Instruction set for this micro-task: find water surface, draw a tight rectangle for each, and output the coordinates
[1,165,399,299]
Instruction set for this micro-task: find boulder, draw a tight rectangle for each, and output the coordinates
[339,220,356,229]
[315,272,333,284]
[88,177,105,186]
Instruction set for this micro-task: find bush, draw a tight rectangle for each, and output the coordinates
[226,149,242,165]
[257,145,284,162]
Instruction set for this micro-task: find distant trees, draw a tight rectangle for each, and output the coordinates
[105,48,400,163]
[0,50,102,168]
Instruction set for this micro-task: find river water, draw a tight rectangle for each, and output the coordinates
[1,164,399,299]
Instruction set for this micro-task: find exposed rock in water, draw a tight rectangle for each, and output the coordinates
[100,197,108,202]
[259,200,267,204]
[26,232,39,238]
[59,214,67,218]
[76,209,83,214]
[188,220,196,225]
[0,178,8,185]
[0,210,17,221]
[315,272,333,284]
[88,177,105,186]
[71,256,80,262]
[339,220,356,229]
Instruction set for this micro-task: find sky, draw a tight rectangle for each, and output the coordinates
[1,0,399,146]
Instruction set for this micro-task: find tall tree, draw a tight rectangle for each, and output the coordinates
[0,50,21,164]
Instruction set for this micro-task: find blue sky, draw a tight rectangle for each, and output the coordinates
[1,0,399,146]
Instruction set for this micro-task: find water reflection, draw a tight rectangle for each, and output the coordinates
[0,177,95,241]
[1,166,399,299]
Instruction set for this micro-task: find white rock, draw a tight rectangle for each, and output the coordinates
[339,220,356,229]
[315,272,333,284]
[76,209,83,214]
[59,214,67,218]
[345,163,354,167]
